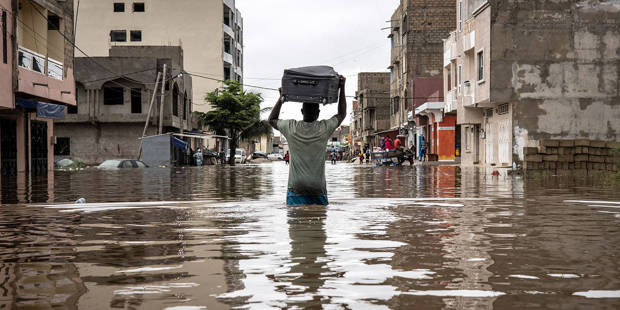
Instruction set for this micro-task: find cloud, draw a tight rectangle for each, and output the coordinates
[235,0,399,129]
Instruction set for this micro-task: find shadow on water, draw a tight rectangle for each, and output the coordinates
[0,162,619,309]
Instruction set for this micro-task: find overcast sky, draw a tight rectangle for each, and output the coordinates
[235,0,400,130]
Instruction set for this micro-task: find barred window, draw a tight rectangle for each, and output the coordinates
[497,103,509,115]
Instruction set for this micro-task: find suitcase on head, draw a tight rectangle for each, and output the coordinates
[281,66,340,104]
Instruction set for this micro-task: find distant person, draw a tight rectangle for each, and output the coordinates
[284,151,290,165]
[394,137,402,149]
[269,76,347,206]
[365,148,371,163]
[331,151,338,165]
[194,148,203,166]
[384,137,394,150]
[359,152,365,164]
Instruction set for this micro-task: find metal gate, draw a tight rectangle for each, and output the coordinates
[1,119,17,176]
[485,122,494,165]
[498,119,512,166]
[30,120,48,176]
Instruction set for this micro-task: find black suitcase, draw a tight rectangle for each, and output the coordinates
[281,66,340,104]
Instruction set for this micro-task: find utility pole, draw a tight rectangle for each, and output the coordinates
[137,72,162,159]
[158,64,167,134]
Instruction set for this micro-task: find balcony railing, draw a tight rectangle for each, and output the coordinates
[18,46,63,80]
[223,51,233,64]
[445,89,456,112]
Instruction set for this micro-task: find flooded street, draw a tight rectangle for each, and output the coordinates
[1,163,620,309]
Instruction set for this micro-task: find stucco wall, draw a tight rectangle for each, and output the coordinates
[0,0,13,109]
[54,123,158,165]
[489,0,620,161]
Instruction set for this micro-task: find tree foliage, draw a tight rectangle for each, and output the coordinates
[197,81,272,165]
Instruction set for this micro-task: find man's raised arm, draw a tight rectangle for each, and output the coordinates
[268,91,284,130]
[335,75,347,125]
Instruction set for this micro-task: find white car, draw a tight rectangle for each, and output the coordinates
[267,153,284,161]
[226,149,246,164]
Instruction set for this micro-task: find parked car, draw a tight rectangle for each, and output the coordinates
[97,159,149,169]
[252,151,268,159]
[225,149,246,164]
[268,153,284,161]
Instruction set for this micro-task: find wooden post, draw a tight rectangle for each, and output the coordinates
[137,72,161,159]
[158,64,167,134]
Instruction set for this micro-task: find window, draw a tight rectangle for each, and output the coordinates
[497,103,509,115]
[2,11,6,64]
[54,137,70,155]
[477,50,484,81]
[130,30,142,42]
[110,30,127,42]
[447,68,451,91]
[103,87,124,105]
[67,105,77,114]
[390,67,394,83]
[172,84,179,117]
[133,2,145,12]
[391,97,400,115]
[47,14,60,30]
[113,3,125,12]
[131,88,141,113]
[183,94,187,120]
[458,1,463,32]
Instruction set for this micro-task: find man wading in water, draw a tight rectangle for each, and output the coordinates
[268,76,347,205]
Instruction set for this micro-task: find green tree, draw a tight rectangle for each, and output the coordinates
[197,81,272,165]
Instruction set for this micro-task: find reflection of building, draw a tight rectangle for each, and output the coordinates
[74,0,244,113]
[54,46,194,165]
[355,73,390,150]
[0,0,76,177]
[388,0,456,151]
[444,0,620,169]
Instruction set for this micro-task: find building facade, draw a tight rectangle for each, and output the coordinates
[444,0,620,171]
[388,0,456,152]
[54,46,194,165]
[73,0,244,113]
[355,72,390,150]
[0,0,76,177]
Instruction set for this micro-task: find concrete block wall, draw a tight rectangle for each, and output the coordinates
[523,139,619,172]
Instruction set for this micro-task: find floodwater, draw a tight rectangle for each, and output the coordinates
[0,163,619,309]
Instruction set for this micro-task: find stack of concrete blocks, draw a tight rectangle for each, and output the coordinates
[523,140,619,172]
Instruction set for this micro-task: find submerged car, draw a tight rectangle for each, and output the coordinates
[97,159,149,169]
[267,153,284,160]
[252,151,268,159]
[225,149,247,164]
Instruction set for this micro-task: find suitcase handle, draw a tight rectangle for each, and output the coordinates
[292,79,318,86]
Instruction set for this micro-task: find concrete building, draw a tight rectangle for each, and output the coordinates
[0,0,76,177]
[350,100,362,154]
[355,73,391,151]
[54,46,194,165]
[388,0,456,152]
[444,0,620,171]
[73,0,244,113]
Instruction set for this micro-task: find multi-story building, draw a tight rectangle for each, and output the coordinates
[355,72,390,150]
[73,0,244,113]
[54,46,194,165]
[350,100,362,154]
[388,0,456,154]
[0,0,76,177]
[444,0,620,170]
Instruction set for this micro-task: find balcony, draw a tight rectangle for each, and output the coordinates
[18,46,64,81]
[463,30,476,52]
[223,24,235,38]
[223,51,233,64]
[445,89,456,112]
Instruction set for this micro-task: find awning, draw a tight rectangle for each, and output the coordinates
[16,98,66,119]
[415,102,445,123]
[171,136,188,150]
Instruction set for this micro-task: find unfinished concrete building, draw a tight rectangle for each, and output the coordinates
[444,0,620,172]
[389,0,457,153]
[54,46,195,165]
[355,72,391,150]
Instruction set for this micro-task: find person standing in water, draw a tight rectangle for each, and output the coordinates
[269,76,347,205]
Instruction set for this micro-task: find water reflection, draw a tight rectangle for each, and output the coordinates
[0,163,619,309]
